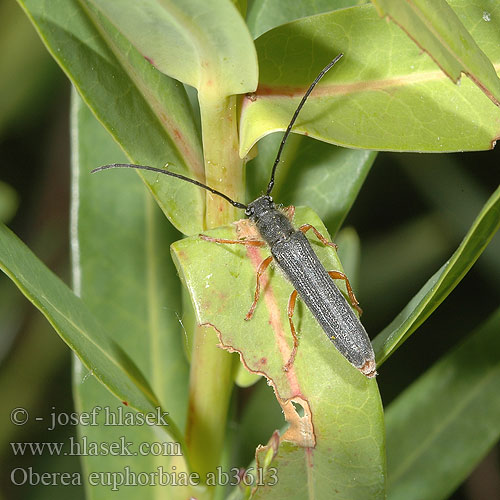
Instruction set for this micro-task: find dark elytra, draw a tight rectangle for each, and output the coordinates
[245,195,375,377]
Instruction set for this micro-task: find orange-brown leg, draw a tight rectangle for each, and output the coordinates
[283,205,295,220]
[284,290,299,372]
[299,224,338,250]
[200,234,265,246]
[245,255,273,321]
[328,270,363,315]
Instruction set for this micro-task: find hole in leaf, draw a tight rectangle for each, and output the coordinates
[291,401,305,417]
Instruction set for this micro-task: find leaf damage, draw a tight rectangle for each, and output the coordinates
[282,397,316,447]
[210,320,316,450]
[373,3,500,107]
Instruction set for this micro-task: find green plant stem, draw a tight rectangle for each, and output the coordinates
[202,93,244,227]
[186,325,234,477]
[185,92,244,483]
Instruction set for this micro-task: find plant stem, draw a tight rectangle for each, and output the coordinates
[185,91,244,482]
[186,325,235,477]
[202,93,245,226]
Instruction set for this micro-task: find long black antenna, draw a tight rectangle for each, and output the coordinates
[91,163,248,210]
[266,53,344,196]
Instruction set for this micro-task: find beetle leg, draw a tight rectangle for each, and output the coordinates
[284,290,299,372]
[283,205,295,220]
[200,234,265,246]
[245,255,273,320]
[299,224,338,250]
[328,270,363,315]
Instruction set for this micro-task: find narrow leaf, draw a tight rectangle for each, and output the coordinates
[373,184,500,364]
[0,223,184,446]
[71,92,190,498]
[386,307,500,500]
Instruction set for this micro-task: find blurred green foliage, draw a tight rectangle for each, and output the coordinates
[1,1,499,499]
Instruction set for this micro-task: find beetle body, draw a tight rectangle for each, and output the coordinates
[246,195,376,377]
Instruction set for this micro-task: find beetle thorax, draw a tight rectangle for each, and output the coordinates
[245,195,294,246]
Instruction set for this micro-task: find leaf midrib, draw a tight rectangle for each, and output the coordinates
[256,62,500,99]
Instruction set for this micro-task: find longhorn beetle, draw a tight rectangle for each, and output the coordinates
[92,54,377,378]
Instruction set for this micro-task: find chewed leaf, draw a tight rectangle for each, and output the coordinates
[240,3,500,155]
[371,0,500,106]
[171,207,385,498]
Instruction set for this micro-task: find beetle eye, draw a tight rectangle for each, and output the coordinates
[245,207,254,216]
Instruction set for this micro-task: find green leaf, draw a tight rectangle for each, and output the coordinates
[247,0,369,39]
[386,307,500,500]
[240,2,500,154]
[335,227,362,291]
[247,135,376,235]
[70,92,192,498]
[172,207,385,499]
[0,223,184,446]
[18,0,206,235]
[236,379,285,465]
[234,362,261,388]
[373,184,500,364]
[279,141,375,235]
[0,180,19,224]
[371,0,500,106]
[88,0,258,97]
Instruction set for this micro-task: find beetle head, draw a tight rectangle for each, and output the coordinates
[245,195,274,221]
